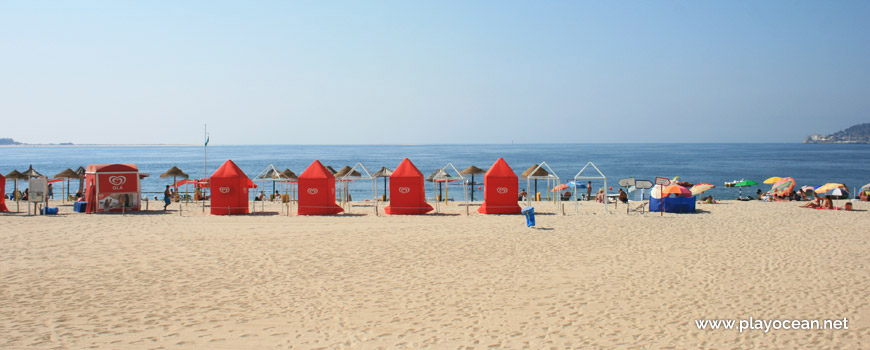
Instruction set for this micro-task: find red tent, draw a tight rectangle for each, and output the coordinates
[0,173,8,212]
[478,158,521,214]
[210,160,255,215]
[297,160,343,215]
[385,158,433,215]
[84,164,142,213]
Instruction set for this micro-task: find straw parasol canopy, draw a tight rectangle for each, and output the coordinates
[373,167,392,200]
[54,168,80,179]
[160,166,189,179]
[160,166,189,199]
[460,165,486,201]
[54,168,81,203]
[325,166,337,175]
[427,169,451,198]
[5,170,26,212]
[5,170,26,180]
[21,168,44,179]
[521,164,549,195]
[335,166,361,178]
[281,169,297,180]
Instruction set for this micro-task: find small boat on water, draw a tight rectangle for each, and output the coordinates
[724,179,744,187]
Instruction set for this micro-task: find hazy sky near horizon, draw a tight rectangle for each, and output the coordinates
[2,1,868,145]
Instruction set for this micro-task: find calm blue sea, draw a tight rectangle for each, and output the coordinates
[2,144,869,200]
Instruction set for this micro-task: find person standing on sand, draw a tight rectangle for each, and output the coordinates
[163,185,171,210]
[586,181,592,201]
[47,183,53,199]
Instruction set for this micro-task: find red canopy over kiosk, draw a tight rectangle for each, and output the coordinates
[84,164,142,213]
[385,158,433,215]
[0,173,8,212]
[297,160,343,215]
[210,160,255,215]
[478,158,521,214]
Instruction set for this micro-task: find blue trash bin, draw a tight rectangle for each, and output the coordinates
[521,206,536,227]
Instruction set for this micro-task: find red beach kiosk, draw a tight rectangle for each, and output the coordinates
[210,160,255,215]
[297,160,344,215]
[385,158,433,215]
[84,164,143,213]
[478,158,521,214]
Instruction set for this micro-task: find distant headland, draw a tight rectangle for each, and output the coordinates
[804,123,870,144]
[0,138,73,146]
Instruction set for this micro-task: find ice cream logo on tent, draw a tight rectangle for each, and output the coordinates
[398,187,411,194]
[219,187,230,194]
[108,176,126,186]
[497,187,508,194]
[307,188,318,195]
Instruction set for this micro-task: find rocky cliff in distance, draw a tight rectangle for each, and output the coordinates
[0,138,22,145]
[804,123,870,144]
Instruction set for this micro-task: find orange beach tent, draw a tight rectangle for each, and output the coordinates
[84,164,142,213]
[210,160,255,215]
[297,160,344,215]
[478,158,521,214]
[385,158,433,215]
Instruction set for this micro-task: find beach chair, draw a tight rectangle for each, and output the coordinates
[629,201,647,214]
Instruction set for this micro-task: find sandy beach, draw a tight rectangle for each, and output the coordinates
[1,199,868,349]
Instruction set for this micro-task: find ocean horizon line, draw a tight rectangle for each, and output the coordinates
[0,141,829,148]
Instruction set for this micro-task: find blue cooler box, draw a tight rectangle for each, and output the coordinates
[74,201,87,213]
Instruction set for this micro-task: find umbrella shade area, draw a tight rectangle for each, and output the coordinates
[461,166,486,201]
[861,184,870,194]
[160,166,189,179]
[815,183,846,193]
[690,183,715,196]
[763,177,783,184]
[551,184,569,192]
[770,177,796,195]
[734,180,759,187]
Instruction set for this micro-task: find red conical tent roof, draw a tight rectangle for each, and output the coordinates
[485,158,517,178]
[392,158,424,178]
[211,160,253,186]
[299,160,333,179]
[478,158,521,214]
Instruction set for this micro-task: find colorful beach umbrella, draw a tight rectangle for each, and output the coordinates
[734,180,759,187]
[662,184,692,197]
[770,177,795,195]
[690,183,715,196]
[551,184,569,192]
[815,183,845,193]
[763,177,783,184]
[861,184,870,194]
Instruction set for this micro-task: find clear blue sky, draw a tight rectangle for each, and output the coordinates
[2,1,868,144]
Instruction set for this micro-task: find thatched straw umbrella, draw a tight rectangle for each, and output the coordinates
[160,166,189,202]
[373,167,392,201]
[54,168,80,204]
[5,170,25,212]
[521,164,549,198]
[334,166,361,202]
[460,165,486,201]
[427,169,451,200]
[281,169,297,180]
[325,166,337,175]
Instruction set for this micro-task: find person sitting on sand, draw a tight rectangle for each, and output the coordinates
[701,195,718,204]
[561,191,572,201]
[801,197,821,208]
[823,195,834,210]
[518,189,527,201]
[617,189,628,205]
[595,188,606,203]
[860,191,868,202]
